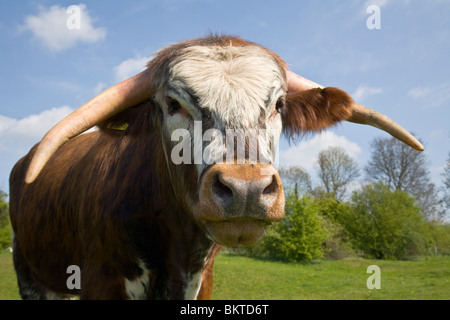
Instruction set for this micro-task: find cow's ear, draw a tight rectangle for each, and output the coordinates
[281,87,353,139]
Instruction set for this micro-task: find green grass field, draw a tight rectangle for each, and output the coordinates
[212,254,450,300]
[0,251,20,300]
[1,251,449,300]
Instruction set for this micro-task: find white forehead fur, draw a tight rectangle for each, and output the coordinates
[169,45,285,129]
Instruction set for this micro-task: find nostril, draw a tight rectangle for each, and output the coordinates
[212,174,233,200]
[263,175,278,195]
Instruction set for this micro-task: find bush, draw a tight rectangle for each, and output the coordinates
[0,191,12,250]
[429,223,450,255]
[314,197,357,259]
[338,183,433,260]
[0,219,12,250]
[246,194,328,261]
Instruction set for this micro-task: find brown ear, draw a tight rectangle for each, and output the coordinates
[282,87,353,139]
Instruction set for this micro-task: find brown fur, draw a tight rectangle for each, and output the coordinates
[196,244,222,300]
[283,87,354,139]
[10,100,213,299]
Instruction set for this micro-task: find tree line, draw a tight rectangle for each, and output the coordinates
[279,136,446,222]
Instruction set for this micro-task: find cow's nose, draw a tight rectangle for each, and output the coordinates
[211,170,280,216]
[198,163,284,221]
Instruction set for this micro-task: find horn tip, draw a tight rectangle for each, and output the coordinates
[415,143,425,152]
[25,157,43,184]
[410,136,424,151]
[25,171,37,184]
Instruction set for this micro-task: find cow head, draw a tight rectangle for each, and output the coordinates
[24,35,423,246]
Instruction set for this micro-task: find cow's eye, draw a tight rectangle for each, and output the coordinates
[167,98,182,115]
[275,97,285,113]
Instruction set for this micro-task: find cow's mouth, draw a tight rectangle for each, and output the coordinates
[202,219,271,246]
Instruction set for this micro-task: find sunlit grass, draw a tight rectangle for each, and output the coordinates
[212,254,450,300]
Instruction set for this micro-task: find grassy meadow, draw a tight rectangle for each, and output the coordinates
[0,251,20,300]
[212,254,449,300]
[0,251,449,300]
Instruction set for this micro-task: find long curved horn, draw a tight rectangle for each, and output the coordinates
[347,104,424,151]
[25,68,154,184]
[286,70,424,152]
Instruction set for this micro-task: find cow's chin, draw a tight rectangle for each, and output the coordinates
[201,220,269,246]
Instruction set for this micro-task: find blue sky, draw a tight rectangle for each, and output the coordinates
[0,0,449,196]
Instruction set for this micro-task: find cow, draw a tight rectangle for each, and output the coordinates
[9,35,423,300]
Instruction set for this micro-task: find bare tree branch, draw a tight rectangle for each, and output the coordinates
[365,136,443,221]
[316,146,360,199]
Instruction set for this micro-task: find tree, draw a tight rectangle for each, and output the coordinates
[365,136,441,221]
[442,152,450,211]
[278,165,312,199]
[429,222,450,255]
[314,197,357,259]
[246,192,328,261]
[338,183,432,260]
[0,191,12,250]
[316,146,360,199]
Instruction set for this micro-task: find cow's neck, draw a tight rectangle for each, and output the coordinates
[140,131,214,299]
[158,207,213,299]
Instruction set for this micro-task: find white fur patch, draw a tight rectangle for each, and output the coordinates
[160,44,286,177]
[184,271,203,300]
[169,45,285,129]
[124,260,151,300]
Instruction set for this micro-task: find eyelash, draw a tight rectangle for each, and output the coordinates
[275,97,285,113]
[269,97,285,118]
[167,98,182,115]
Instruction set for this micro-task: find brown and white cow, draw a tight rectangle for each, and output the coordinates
[9,35,423,300]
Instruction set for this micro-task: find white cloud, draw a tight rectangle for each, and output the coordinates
[0,106,75,190]
[20,4,106,52]
[408,83,450,108]
[113,56,150,82]
[0,106,74,153]
[352,85,382,102]
[359,0,390,17]
[364,0,390,8]
[408,87,433,99]
[278,131,362,171]
[361,0,413,16]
